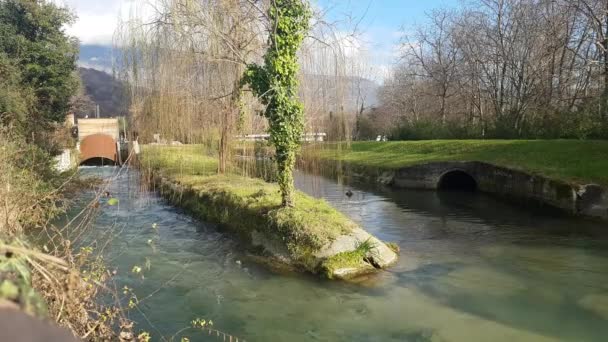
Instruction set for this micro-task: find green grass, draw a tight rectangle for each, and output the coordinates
[140,145,219,177]
[140,145,357,273]
[305,140,608,186]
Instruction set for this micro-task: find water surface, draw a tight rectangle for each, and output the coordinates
[63,166,608,341]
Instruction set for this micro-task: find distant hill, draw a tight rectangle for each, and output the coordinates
[76,44,379,118]
[78,67,127,118]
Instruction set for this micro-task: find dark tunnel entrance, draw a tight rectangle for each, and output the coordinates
[438,170,477,192]
[80,157,117,167]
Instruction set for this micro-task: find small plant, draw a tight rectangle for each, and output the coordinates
[355,238,378,256]
[188,317,246,342]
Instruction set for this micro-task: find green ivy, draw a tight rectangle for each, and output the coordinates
[242,0,311,207]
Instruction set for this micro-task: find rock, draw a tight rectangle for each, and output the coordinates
[315,227,398,279]
[317,227,398,268]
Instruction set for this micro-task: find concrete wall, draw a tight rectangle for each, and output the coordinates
[77,118,119,142]
[390,161,607,220]
[53,149,73,172]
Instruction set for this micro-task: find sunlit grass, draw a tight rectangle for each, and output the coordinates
[141,145,218,177]
[306,140,608,185]
[140,145,357,267]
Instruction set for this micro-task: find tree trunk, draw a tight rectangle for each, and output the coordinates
[276,146,296,207]
[218,112,230,174]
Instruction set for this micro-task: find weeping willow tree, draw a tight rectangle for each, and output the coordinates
[116,0,368,200]
[299,26,350,142]
[115,0,265,173]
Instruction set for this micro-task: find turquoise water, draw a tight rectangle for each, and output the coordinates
[63,167,608,341]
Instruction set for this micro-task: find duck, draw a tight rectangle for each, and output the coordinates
[345,189,353,198]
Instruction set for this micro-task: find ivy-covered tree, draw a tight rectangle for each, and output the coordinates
[242,0,312,207]
[0,0,78,138]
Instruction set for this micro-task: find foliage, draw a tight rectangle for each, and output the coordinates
[0,239,47,317]
[0,53,32,127]
[242,0,312,207]
[375,0,608,140]
[0,2,132,340]
[389,119,481,141]
[0,0,78,139]
[0,130,65,234]
[307,140,608,186]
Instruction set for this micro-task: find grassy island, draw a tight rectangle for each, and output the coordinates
[140,145,397,279]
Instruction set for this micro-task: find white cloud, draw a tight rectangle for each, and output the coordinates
[53,0,139,45]
[57,0,398,81]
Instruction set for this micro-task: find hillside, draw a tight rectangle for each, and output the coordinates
[78,67,127,118]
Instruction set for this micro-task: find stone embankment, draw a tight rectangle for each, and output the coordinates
[367,161,607,221]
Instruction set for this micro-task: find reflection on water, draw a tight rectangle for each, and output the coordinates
[61,167,608,341]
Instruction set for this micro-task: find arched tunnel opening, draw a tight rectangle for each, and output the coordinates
[80,157,117,167]
[438,170,477,192]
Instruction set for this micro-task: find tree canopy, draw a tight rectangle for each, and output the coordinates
[0,0,78,137]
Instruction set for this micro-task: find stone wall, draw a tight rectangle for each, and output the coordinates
[53,149,73,172]
[389,161,607,220]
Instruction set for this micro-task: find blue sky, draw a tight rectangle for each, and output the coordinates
[318,0,459,28]
[315,0,460,79]
[64,0,460,79]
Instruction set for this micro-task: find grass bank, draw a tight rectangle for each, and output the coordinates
[140,145,397,278]
[304,140,608,186]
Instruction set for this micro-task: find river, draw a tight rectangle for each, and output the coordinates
[64,166,608,341]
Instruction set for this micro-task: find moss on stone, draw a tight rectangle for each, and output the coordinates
[319,239,380,279]
[319,249,370,280]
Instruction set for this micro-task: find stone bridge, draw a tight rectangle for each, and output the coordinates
[390,161,606,218]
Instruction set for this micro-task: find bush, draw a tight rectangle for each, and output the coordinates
[0,130,63,234]
[390,119,483,140]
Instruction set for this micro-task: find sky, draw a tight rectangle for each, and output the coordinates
[58,0,459,79]
[315,0,459,80]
